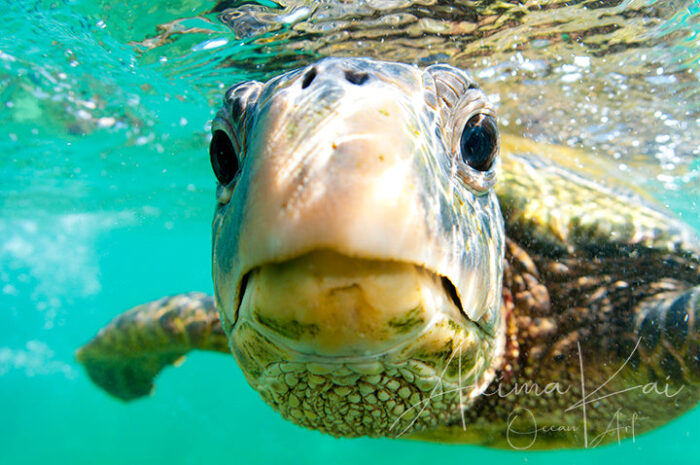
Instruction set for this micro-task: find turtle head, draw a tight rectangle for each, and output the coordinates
[210,57,505,437]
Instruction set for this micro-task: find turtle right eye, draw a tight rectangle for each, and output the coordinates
[210,130,239,185]
[459,114,498,172]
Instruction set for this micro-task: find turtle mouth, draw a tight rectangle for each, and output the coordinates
[223,250,502,438]
[229,249,474,357]
[235,257,468,329]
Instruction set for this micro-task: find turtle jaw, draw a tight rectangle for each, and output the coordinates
[224,249,505,438]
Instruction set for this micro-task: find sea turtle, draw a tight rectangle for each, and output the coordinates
[77,57,700,449]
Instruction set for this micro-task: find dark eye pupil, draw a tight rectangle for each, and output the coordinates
[459,114,497,171]
[210,130,239,185]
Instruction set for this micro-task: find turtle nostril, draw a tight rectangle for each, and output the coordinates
[301,68,317,89]
[344,70,369,85]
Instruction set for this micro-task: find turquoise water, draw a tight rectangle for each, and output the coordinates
[2,0,699,463]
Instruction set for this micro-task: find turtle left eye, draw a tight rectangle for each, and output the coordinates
[459,114,498,172]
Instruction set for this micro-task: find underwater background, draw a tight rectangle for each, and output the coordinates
[1,0,699,463]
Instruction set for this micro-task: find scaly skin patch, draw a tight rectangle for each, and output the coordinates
[232,310,503,437]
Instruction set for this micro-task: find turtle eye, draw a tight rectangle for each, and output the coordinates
[210,130,239,185]
[459,114,498,171]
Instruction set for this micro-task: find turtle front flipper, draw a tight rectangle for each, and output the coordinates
[571,284,700,448]
[636,285,700,386]
[76,292,228,401]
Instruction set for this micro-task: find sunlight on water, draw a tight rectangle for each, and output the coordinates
[1,0,698,464]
